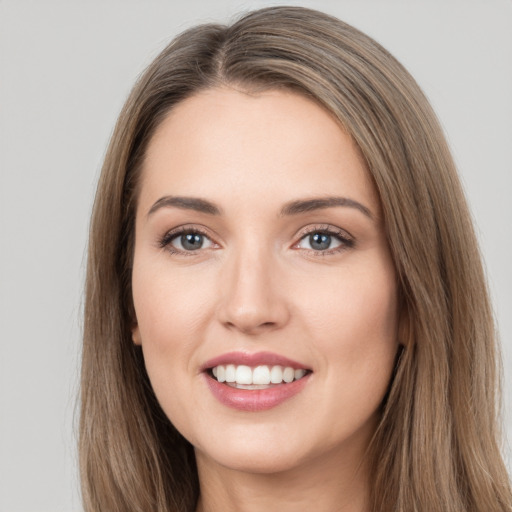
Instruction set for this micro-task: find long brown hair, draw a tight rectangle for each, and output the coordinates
[80,6,511,511]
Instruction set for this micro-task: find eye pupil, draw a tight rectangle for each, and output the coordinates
[181,233,203,250]
[310,232,331,250]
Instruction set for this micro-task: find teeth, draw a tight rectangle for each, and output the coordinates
[270,365,283,384]
[210,364,308,386]
[283,367,295,383]
[253,365,271,385]
[294,369,306,380]
[225,364,236,383]
[235,365,252,385]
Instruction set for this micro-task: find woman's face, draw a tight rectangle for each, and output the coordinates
[131,87,399,475]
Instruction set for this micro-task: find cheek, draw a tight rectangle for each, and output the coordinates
[298,256,398,404]
[343,280,398,411]
[131,263,213,430]
[299,255,398,345]
[342,268,397,369]
[132,259,214,343]
[131,265,205,396]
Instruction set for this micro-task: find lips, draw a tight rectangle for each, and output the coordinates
[201,351,312,411]
[201,351,310,371]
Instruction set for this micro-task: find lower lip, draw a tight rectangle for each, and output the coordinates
[204,373,310,412]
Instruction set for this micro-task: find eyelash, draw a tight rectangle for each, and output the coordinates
[158,224,355,256]
[158,225,213,256]
[294,224,355,256]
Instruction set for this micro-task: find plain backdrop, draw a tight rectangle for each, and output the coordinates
[0,1,511,510]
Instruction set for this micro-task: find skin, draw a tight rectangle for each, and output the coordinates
[131,87,399,512]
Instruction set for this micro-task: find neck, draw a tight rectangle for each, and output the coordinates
[194,443,372,512]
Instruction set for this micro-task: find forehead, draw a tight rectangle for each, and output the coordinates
[138,87,379,217]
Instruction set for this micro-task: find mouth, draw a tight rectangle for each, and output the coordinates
[209,364,310,389]
[202,352,312,411]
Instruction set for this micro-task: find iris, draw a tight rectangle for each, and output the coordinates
[309,233,331,250]
[181,233,204,250]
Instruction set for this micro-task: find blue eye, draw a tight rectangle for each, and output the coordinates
[163,230,214,252]
[298,232,342,251]
[296,229,353,252]
[176,233,205,250]
[309,233,334,250]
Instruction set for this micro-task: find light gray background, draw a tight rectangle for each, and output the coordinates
[1,1,511,511]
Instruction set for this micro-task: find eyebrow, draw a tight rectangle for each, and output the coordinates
[147,195,373,219]
[147,196,221,217]
[280,197,373,219]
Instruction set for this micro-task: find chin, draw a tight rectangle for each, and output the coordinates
[196,442,308,475]
[190,412,378,479]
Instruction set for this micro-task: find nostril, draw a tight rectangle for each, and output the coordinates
[216,266,291,333]
[224,320,278,335]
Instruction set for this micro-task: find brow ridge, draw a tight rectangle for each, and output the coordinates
[147,195,372,219]
[148,196,221,217]
[280,197,373,218]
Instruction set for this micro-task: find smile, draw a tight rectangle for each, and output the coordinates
[202,352,312,411]
[211,364,308,388]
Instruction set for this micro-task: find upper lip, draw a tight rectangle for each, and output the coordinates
[201,351,311,372]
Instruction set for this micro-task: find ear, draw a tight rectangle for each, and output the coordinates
[132,324,142,346]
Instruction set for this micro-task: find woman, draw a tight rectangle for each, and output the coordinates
[80,6,511,512]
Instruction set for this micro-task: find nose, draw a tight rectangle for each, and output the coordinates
[216,244,291,335]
